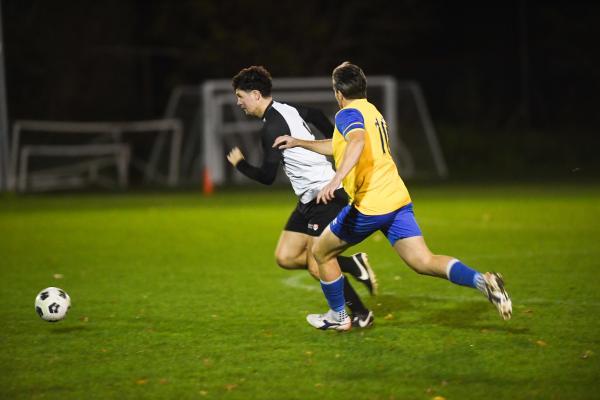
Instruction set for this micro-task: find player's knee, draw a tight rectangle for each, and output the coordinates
[311,241,326,265]
[274,250,295,270]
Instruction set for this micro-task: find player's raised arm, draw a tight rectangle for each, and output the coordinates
[273,135,334,156]
[227,128,282,185]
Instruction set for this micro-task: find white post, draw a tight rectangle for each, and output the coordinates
[202,80,229,185]
[0,2,10,191]
[410,82,448,178]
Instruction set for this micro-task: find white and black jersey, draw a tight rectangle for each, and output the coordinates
[236,101,336,203]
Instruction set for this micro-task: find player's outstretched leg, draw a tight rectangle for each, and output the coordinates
[337,253,378,296]
[394,237,512,320]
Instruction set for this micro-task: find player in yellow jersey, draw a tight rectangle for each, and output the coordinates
[274,62,512,331]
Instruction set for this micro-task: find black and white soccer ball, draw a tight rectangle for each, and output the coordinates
[35,287,71,322]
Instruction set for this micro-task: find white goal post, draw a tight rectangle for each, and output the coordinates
[200,76,447,186]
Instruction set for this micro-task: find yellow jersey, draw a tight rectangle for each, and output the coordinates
[332,99,411,215]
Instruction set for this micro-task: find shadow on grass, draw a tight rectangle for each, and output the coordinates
[49,325,89,334]
[370,293,529,334]
[419,302,529,334]
[370,294,418,313]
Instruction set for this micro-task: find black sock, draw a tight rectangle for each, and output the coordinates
[343,277,367,314]
[337,255,360,278]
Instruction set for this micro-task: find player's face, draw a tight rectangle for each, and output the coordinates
[235,89,261,117]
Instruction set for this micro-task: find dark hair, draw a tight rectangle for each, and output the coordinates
[232,66,272,97]
[332,61,367,99]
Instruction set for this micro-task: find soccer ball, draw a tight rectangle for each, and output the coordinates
[35,287,71,322]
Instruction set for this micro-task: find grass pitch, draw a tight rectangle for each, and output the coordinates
[1,183,599,399]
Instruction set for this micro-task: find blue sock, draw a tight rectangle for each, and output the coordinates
[320,274,346,312]
[447,259,483,289]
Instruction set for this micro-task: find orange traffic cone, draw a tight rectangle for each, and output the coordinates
[202,168,214,196]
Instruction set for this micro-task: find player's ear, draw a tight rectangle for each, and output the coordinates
[334,90,343,105]
[252,90,261,101]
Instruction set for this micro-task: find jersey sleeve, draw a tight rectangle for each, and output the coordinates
[294,104,335,138]
[235,121,283,185]
[335,108,365,138]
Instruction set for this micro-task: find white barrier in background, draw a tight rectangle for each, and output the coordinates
[9,119,182,192]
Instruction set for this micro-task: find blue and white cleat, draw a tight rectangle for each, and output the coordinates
[306,309,351,331]
[351,253,378,296]
[482,272,512,320]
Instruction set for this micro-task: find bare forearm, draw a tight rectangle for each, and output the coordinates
[333,136,364,181]
[314,133,365,204]
[294,139,333,156]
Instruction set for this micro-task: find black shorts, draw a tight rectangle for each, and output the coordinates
[284,188,349,237]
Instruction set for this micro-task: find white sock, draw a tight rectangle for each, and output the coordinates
[334,309,349,321]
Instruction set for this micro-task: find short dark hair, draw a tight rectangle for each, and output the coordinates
[232,66,272,97]
[332,61,367,99]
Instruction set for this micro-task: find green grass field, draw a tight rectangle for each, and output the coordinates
[1,183,599,399]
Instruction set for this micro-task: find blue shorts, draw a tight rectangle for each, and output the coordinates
[330,203,422,245]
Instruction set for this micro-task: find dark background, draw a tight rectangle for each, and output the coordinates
[3,0,599,179]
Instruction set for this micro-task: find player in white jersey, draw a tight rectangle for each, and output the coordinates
[226,66,376,327]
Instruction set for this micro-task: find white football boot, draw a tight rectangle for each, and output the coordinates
[482,272,512,320]
[306,309,352,331]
